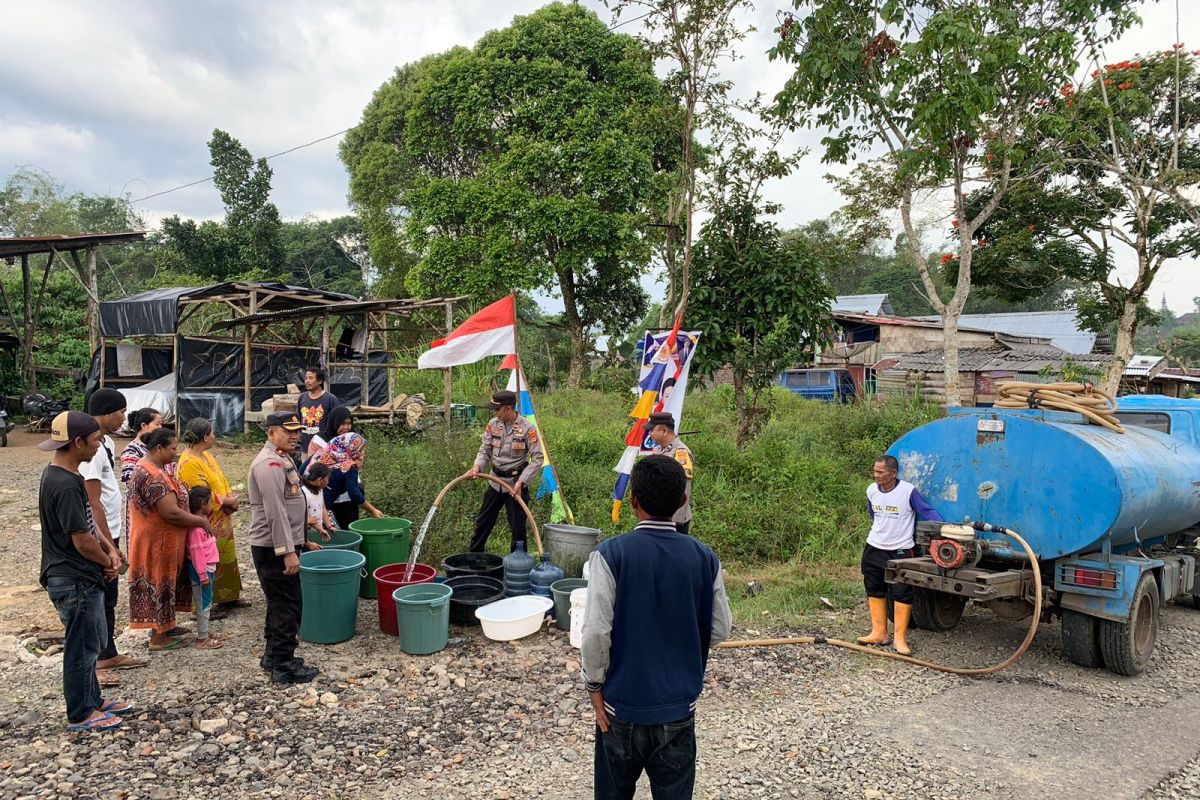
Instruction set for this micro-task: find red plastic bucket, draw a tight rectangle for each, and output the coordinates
[374,563,436,636]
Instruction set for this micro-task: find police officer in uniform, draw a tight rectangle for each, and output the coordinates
[463,390,544,553]
[248,413,318,685]
[647,411,694,534]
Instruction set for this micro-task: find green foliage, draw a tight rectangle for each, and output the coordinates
[280,216,368,297]
[362,387,938,567]
[341,3,680,381]
[0,268,89,404]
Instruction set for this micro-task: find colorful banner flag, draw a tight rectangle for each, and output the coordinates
[418,295,515,369]
[611,319,701,523]
[504,359,574,525]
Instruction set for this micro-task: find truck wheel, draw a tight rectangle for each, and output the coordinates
[1099,573,1159,676]
[1061,609,1104,668]
[911,589,966,631]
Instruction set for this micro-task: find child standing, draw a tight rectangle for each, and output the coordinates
[186,486,223,650]
[302,463,337,542]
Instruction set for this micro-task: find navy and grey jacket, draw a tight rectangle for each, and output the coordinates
[581,519,733,725]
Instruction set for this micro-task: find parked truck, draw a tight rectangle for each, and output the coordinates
[885,395,1200,675]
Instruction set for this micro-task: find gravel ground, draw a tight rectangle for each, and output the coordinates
[1,430,1199,799]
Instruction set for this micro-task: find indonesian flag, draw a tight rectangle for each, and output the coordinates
[418,295,516,369]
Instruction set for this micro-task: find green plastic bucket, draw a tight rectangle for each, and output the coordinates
[349,517,411,598]
[299,549,366,644]
[307,528,362,552]
[550,578,587,631]
[393,583,453,655]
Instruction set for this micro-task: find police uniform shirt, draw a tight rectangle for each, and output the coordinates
[474,415,545,487]
[655,437,694,525]
[247,443,308,555]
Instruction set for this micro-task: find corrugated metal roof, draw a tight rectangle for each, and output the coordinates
[0,231,146,258]
[1123,354,1166,377]
[832,294,894,315]
[910,310,1096,354]
[832,311,999,335]
[882,343,1108,373]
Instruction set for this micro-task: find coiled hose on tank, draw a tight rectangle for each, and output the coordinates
[714,528,1042,677]
[994,381,1124,433]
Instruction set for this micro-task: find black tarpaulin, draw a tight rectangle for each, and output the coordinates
[99,282,358,338]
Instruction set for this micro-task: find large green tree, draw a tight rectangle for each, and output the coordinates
[770,0,1134,405]
[962,50,1200,392]
[341,3,679,385]
[280,216,370,297]
[690,141,831,447]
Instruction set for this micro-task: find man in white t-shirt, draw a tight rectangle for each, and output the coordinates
[81,389,146,673]
[858,454,943,655]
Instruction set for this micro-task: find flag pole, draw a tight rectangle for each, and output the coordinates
[511,292,521,402]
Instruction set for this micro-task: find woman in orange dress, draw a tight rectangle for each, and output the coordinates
[177,418,246,610]
[126,428,210,650]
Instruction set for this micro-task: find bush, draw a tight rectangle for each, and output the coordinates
[359,387,939,568]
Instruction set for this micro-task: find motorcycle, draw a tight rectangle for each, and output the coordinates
[23,393,69,436]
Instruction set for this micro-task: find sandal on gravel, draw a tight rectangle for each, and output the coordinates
[165,626,192,637]
[194,637,224,650]
[97,654,148,670]
[220,599,252,609]
[149,638,191,652]
[209,609,229,621]
[96,669,120,687]
[67,713,122,732]
[99,699,136,715]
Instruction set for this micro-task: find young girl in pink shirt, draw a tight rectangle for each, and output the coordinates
[186,486,223,649]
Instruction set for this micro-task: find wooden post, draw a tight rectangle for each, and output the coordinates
[86,246,99,356]
[172,333,180,426]
[384,314,395,425]
[443,300,453,440]
[98,338,107,388]
[242,289,257,434]
[360,313,369,407]
[20,254,34,393]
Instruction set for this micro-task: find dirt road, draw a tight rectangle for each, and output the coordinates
[0,431,1197,799]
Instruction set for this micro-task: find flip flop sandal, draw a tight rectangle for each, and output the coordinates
[194,637,224,650]
[96,670,120,687]
[99,699,136,715]
[149,638,191,652]
[67,713,123,732]
[165,626,193,638]
[209,609,229,621]
[221,599,252,609]
[99,655,149,670]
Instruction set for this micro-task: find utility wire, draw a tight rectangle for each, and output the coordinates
[128,10,656,206]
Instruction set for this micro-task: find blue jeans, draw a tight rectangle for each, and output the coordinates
[45,577,106,723]
[594,715,696,800]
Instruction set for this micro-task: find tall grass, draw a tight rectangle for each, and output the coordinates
[361,387,939,571]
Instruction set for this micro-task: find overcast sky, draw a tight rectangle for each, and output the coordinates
[1,1,1195,312]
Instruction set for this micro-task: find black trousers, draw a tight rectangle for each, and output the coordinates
[331,501,359,531]
[861,544,916,604]
[594,715,696,800]
[251,546,303,665]
[100,536,119,660]
[469,483,529,553]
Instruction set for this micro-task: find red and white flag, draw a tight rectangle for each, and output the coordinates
[417,295,516,369]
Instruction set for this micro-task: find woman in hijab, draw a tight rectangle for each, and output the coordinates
[306,405,354,462]
[307,432,383,529]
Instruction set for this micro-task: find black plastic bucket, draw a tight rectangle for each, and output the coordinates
[445,575,504,627]
[441,552,504,582]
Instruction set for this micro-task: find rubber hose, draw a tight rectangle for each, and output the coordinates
[432,472,545,558]
[715,528,1043,677]
[993,381,1123,433]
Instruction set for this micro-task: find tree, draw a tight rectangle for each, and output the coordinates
[770,0,1134,405]
[690,142,831,447]
[965,49,1200,393]
[606,0,754,327]
[341,3,679,384]
[280,216,369,298]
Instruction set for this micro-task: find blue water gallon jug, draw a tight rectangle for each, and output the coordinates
[503,541,535,597]
[530,554,564,602]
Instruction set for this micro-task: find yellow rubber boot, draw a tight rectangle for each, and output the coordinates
[857,597,890,645]
[893,602,913,655]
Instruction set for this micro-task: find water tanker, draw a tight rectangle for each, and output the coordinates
[882,395,1200,676]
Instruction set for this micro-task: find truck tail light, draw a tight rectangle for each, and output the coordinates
[1068,567,1117,590]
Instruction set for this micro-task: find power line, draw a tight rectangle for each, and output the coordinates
[128,10,656,207]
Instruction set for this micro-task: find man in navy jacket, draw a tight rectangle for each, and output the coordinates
[582,455,733,800]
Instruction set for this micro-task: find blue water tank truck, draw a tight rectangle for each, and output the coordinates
[884,395,1200,676]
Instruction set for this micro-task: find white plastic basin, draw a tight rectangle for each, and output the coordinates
[475,595,554,641]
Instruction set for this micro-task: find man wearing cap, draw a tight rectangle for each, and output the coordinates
[248,413,317,685]
[80,389,147,676]
[39,411,135,731]
[647,412,694,534]
[462,390,544,553]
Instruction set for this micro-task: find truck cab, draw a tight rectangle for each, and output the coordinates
[777,367,856,402]
[1114,394,1200,447]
